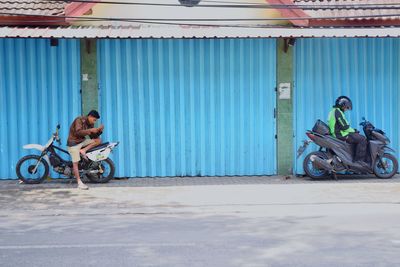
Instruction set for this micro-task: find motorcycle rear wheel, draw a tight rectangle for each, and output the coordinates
[303,151,330,179]
[86,158,115,183]
[373,153,398,179]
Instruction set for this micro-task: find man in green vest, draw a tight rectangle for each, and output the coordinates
[328,96,367,163]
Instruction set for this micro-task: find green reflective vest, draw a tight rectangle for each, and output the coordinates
[328,107,355,138]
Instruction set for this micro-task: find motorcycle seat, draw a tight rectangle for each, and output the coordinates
[325,135,354,149]
[326,135,346,143]
[87,142,110,152]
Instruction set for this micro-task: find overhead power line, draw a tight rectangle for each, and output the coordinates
[2,19,398,29]
[0,12,286,28]
[8,0,400,10]
[1,11,400,22]
[0,20,288,28]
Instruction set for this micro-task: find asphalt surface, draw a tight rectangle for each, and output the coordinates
[1,176,400,267]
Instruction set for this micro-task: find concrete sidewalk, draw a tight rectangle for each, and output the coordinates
[1,174,400,190]
[1,175,400,217]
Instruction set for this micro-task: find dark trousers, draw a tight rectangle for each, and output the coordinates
[340,132,368,162]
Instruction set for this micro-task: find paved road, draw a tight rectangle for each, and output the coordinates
[1,177,400,267]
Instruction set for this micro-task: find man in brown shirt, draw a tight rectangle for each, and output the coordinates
[67,110,104,190]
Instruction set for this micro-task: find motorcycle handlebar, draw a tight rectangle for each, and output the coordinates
[54,124,61,144]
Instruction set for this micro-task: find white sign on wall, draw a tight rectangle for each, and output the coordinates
[278,83,291,100]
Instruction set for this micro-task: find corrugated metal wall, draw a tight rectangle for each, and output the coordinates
[294,38,400,174]
[0,38,81,179]
[98,38,277,177]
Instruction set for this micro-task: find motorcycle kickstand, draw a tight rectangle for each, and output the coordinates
[331,172,338,181]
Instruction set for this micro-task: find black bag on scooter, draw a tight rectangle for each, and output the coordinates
[312,120,330,135]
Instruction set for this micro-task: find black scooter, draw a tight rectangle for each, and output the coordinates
[297,118,398,179]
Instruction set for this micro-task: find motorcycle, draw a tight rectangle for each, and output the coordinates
[297,118,398,179]
[16,125,119,184]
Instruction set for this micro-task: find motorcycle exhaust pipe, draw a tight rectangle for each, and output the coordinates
[310,155,333,171]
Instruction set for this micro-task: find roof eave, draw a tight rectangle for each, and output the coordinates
[309,19,400,27]
[2,26,400,39]
[0,16,68,26]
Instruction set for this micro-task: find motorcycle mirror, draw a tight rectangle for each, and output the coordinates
[57,124,60,129]
[362,117,366,121]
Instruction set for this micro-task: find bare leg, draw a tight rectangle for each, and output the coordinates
[73,162,88,190]
[80,138,101,159]
[73,162,81,183]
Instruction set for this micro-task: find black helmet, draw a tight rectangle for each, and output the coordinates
[335,96,352,110]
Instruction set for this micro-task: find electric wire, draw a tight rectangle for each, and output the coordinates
[0,15,286,28]
[1,11,400,22]
[2,19,399,29]
[1,1,399,28]
[3,0,400,10]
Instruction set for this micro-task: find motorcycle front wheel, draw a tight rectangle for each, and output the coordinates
[373,153,398,179]
[303,151,330,179]
[86,158,115,183]
[16,155,50,184]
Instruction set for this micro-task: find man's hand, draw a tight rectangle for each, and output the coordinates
[90,127,100,134]
[90,125,104,134]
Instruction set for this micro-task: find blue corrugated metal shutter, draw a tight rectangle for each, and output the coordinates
[98,39,276,177]
[0,38,81,179]
[294,38,400,174]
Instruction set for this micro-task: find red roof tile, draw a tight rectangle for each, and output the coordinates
[294,0,400,21]
[0,0,66,16]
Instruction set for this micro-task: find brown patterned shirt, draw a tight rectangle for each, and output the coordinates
[67,116,94,146]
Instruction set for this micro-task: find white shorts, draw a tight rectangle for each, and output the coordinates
[67,139,94,163]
